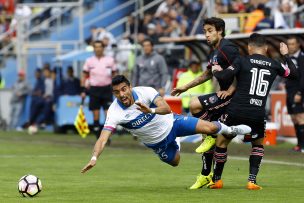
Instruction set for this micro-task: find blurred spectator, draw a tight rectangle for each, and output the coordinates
[286,36,304,153]
[9,70,30,130]
[229,0,246,13]
[132,39,169,97]
[280,0,297,13]
[116,36,133,76]
[102,36,115,57]
[85,25,98,46]
[126,15,136,36]
[146,23,159,44]
[96,27,116,46]
[51,67,63,104]
[139,13,153,34]
[244,4,265,33]
[254,7,274,31]
[62,66,81,95]
[28,66,54,132]
[81,40,117,139]
[27,68,44,130]
[176,60,214,113]
[155,0,176,18]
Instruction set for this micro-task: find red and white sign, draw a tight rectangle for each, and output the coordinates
[270,91,295,137]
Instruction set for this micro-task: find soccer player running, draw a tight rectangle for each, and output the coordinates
[171,17,240,189]
[208,33,298,190]
[81,75,251,173]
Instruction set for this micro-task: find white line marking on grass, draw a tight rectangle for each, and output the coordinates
[230,156,304,167]
[0,155,65,158]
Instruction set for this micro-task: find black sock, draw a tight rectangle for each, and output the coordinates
[294,124,300,146]
[201,147,215,176]
[297,125,304,148]
[248,145,264,183]
[93,120,100,139]
[212,146,227,182]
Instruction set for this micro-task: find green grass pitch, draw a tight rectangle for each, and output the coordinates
[0,131,303,203]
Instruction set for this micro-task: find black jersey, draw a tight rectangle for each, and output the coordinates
[214,54,297,122]
[285,53,304,94]
[208,38,239,91]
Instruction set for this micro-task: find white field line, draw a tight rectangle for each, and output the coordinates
[0,154,303,167]
[229,156,304,167]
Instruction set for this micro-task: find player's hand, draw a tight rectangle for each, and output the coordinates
[81,160,96,173]
[217,90,231,99]
[279,42,289,55]
[135,102,151,113]
[294,94,302,103]
[211,65,223,74]
[171,86,187,96]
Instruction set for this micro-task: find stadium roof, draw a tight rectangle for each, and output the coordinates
[159,28,304,61]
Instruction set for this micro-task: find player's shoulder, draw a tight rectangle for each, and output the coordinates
[220,39,238,50]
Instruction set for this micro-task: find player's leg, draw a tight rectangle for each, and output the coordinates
[287,95,303,151]
[147,140,180,167]
[246,119,265,190]
[195,119,251,136]
[207,134,231,189]
[294,112,304,152]
[189,147,214,189]
[195,94,231,153]
[247,137,264,190]
[89,93,101,139]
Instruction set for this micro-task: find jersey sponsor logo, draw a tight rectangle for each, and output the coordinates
[250,59,271,66]
[212,55,218,64]
[250,98,263,106]
[209,96,218,104]
[121,113,156,129]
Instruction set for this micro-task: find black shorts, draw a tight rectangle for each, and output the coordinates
[286,92,304,114]
[197,93,232,121]
[219,113,265,142]
[88,85,113,111]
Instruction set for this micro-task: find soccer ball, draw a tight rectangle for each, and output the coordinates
[18,175,42,197]
[28,125,38,135]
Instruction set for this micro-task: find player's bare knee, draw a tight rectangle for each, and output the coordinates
[189,98,202,114]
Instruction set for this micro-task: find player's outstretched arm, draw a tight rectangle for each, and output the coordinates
[81,130,112,173]
[135,96,171,115]
[171,69,213,96]
[280,42,298,80]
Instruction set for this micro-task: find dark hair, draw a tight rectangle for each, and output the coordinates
[203,17,226,37]
[93,40,104,48]
[287,35,300,43]
[112,75,130,86]
[248,33,267,47]
[142,38,154,47]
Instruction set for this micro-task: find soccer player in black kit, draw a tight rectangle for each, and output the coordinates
[171,17,240,189]
[207,33,298,190]
[286,36,304,153]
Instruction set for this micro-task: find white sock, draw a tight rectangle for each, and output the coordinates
[213,121,232,135]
